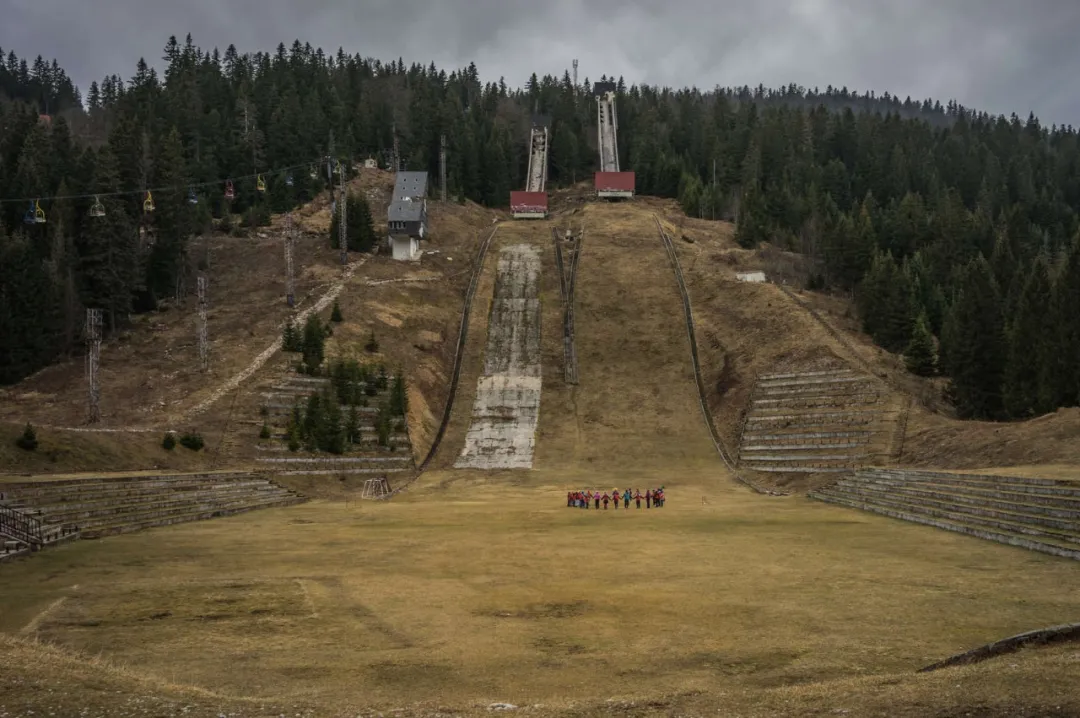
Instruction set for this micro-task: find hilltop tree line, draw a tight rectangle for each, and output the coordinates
[2,37,1080,420]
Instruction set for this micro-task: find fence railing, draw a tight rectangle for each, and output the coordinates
[0,501,46,548]
[652,216,782,496]
[552,227,582,385]
[416,225,500,473]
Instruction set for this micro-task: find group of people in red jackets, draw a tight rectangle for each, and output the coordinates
[567,487,665,510]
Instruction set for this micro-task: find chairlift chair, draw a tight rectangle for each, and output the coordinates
[143,190,155,213]
[224,180,235,201]
[23,201,37,225]
[187,187,198,205]
[309,165,318,180]
[89,196,106,218]
[285,173,294,187]
[33,199,46,224]
[256,174,267,193]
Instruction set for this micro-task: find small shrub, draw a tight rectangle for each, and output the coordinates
[218,212,234,234]
[259,423,271,440]
[365,330,379,353]
[179,432,205,451]
[394,421,405,433]
[259,405,269,417]
[162,432,177,451]
[330,300,343,322]
[15,423,38,451]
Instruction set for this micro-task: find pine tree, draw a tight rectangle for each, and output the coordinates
[904,312,937,376]
[941,256,1006,419]
[301,313,325,374]
[146,126,191,303]
[1004,257,1053,417]
[77,146,140,332]
[330,300,343,322]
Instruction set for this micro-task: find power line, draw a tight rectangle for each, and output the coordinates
[0,156,336,206]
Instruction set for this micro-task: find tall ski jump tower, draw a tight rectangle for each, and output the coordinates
[593,81,635,199]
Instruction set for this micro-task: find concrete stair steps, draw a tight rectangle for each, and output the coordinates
[740,453,871,462]
[279,376,331,386]
[843,475,1080,514]
[828,482,1080,538]
[759,370,859,382]
[809,491,1080,561]
[747,465,854,474]
[2,478,273,502]
[742,431,872,442]
[754,383,878,398]
[859,470,1080,499]
[0,472,254,494]
[746,410,888,424]
[741,441,868,451]
[751,395,883,410]
[861,468,1080,491]
[30,486,295,524]
[263,403,380,414]
[277,467,412,476]
[256,455,411,465]
[80,495,306,539]
[817,487,1080,547]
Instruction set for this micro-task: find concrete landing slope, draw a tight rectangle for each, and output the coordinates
[455,244,543,469]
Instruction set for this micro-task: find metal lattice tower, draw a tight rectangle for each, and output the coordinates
[338,171,348,265]
[284,213,296,308]
[440,134,448,202]
[327,130,335,185]
[85,308,103,423]
[197,274,209,372]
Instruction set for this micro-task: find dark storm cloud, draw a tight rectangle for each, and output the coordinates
[3,0,1080,124]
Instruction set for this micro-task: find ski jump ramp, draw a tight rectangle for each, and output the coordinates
[455,244,543,469]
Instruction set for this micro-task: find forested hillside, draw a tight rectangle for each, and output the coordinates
[2,35,1079,423]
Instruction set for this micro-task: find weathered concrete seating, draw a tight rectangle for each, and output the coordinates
[738,365,896,474]
[810,468,1080,560]
[0,471,305,542]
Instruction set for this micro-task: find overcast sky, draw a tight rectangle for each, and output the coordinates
[4,0,1080,126]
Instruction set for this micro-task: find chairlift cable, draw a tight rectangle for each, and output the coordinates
[0,156,347,205]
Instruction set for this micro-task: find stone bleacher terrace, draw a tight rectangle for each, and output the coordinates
[811,468,1080,561]
[739,367,898,474]
[0,471,305,541]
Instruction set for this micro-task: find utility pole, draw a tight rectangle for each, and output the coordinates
[197,274,209,372]
[440,134,448,202]
[392,122,400,172]
[712,158,717,221]
[327,130,335,186]
[573,59,578,89]
[85,308,102,424]
[338,170,348,266]
[284,213,296,308]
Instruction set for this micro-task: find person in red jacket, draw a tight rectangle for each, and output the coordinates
[602,493,610,510]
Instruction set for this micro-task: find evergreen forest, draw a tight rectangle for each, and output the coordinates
[2,36,1080,422]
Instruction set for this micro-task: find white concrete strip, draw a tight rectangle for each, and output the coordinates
[456,244,543,470]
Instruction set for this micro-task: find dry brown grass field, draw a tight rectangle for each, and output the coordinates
[2,473,1080,715]
[3,194,1080,716]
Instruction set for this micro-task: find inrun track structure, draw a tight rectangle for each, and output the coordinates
[511,115,550,219]
[593,82,635,199]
